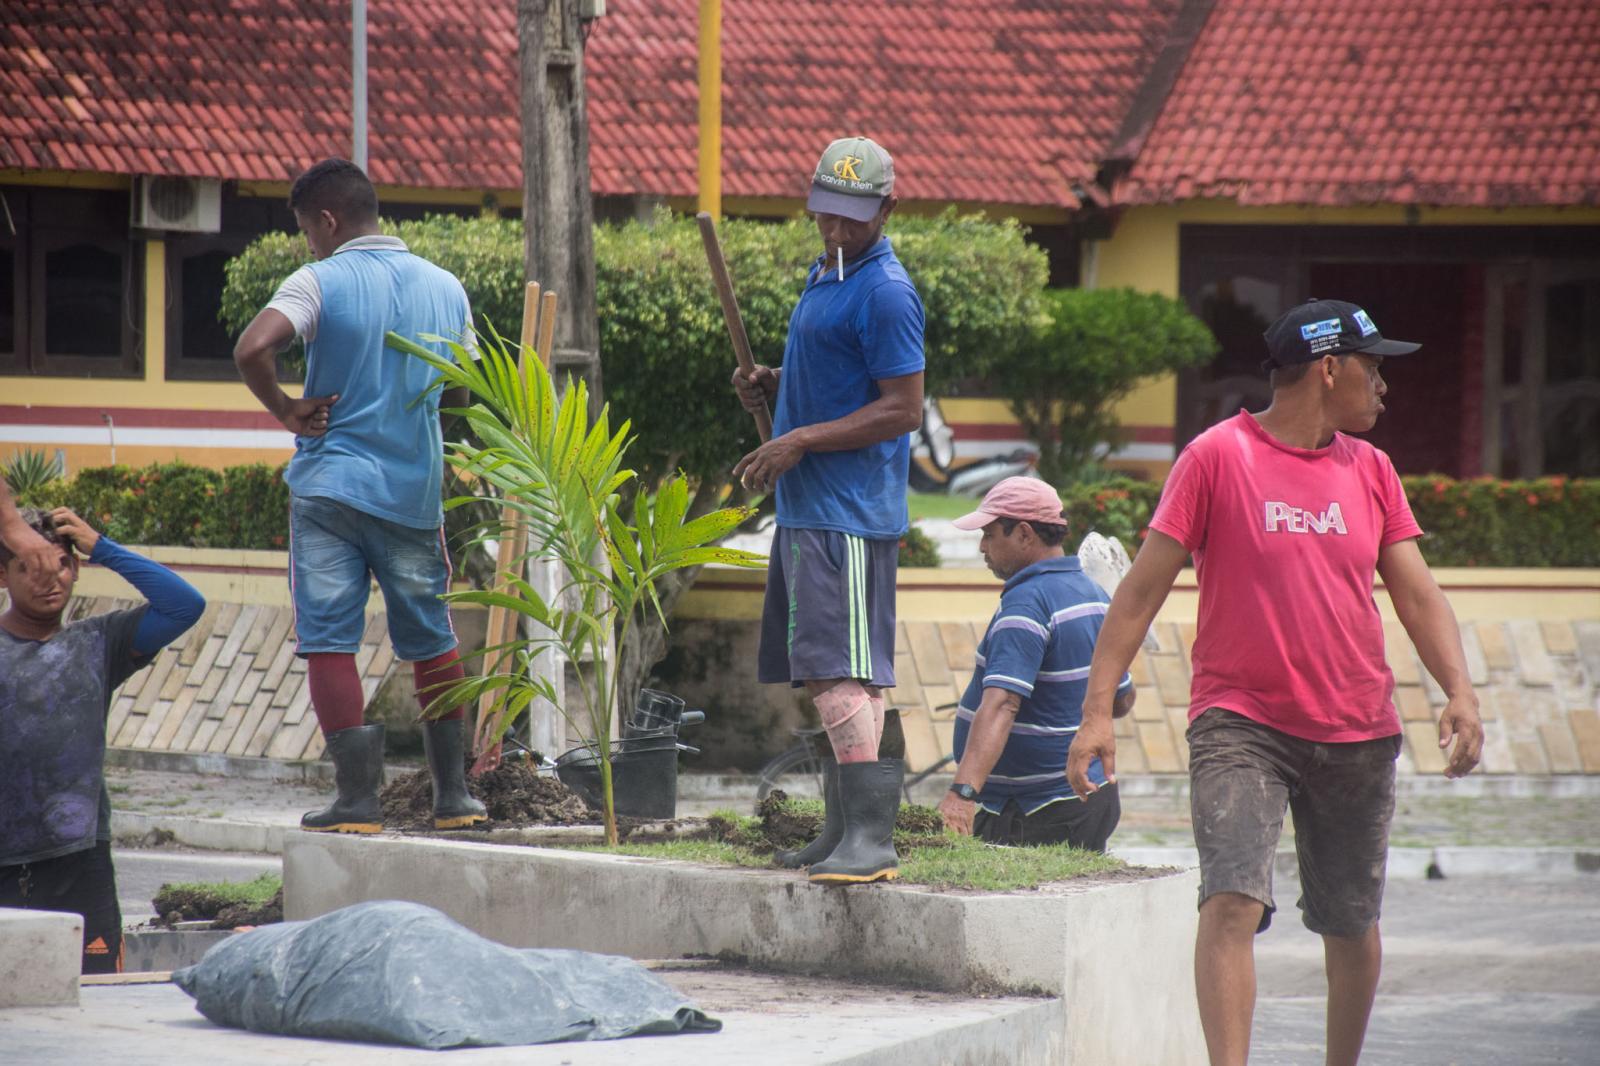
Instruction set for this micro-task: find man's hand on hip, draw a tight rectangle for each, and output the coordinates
[1437,694,1484,778]
[278,393,340,437]
[1067,713,1117,797]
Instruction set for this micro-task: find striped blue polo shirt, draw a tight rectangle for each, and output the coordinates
[951,556,1133,815]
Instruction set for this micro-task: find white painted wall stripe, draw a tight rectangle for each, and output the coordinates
[0,425,295,449]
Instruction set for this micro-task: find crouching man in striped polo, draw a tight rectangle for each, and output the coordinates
[937,478,1134,849]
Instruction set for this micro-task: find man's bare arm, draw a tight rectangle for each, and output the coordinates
[1067,531,1189,795]
[1378,538,1483,778]
[0,476,60,585]
[732,372,922,492]
[234,309,338,436]
[938,686,1021,835]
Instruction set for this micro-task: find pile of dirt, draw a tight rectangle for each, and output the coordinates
[708,790,949,854]
[152,883,283,930]
[380,756,601,830]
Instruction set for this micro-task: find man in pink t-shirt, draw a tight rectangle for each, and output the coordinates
[1069,299,1483,1066]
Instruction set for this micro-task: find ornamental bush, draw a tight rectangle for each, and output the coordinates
[41,463,291,551]
[1403,476,1600,568]
[14,462,1597,568]
[991,288,1218,487]
[221,208,1048,487]
[1055,475,1599,568]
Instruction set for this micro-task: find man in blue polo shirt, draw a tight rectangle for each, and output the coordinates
[938,478,1134,850]
[234,158,486,836]
[732,136,925,884]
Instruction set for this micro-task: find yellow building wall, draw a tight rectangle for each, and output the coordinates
[2,237,300,472]
[8,185,1598,478]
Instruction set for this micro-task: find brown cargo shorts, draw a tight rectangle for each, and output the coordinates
[1186,707,1401,938]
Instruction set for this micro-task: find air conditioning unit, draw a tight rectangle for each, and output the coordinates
[132,176,222,233]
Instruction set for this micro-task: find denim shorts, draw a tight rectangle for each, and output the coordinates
[1187,707,1400,938]
[288,494,455,661]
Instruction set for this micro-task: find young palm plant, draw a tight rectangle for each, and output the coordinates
[386,327,766,844]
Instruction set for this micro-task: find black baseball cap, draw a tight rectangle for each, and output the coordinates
[1261,299,1421,371]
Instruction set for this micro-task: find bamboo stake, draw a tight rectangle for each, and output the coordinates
[475,282,556,762]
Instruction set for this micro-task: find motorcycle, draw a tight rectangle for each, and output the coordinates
[908,396,1038,497]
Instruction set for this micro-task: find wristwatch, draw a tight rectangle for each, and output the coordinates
[948,783,979,802]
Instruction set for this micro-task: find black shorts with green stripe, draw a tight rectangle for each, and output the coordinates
[758,526,898,688]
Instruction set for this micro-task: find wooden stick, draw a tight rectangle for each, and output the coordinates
[476,283,546,743]
[695,212,773,442]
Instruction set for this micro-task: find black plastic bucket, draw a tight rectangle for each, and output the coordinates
[554,734,680,819]
[628,688,686,736]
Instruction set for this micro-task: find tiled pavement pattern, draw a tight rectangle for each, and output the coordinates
[8,590,1596,776]
[1,594,394,763]
[889,619,1600,776]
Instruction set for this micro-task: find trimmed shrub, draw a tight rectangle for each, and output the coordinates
[897,524,942,568]
[1055,475,1599,568]
[1403,475,1600,568]
[221,208,1050,490]
[46,462,289,551]
[990,288,1217,486]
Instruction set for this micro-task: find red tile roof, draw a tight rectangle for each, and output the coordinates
[0,0,1180,211]
[1115,0,1600,206]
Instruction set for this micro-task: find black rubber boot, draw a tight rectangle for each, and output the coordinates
[424,718,488,829]
[301,724,386,833]
[807,758,903,885]
[774,758,840,868]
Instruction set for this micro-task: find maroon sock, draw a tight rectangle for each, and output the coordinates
[306,653,364,735]
[415,649,467,721]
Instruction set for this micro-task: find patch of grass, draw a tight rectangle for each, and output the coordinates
[908,492,982,521]
[157,871,282,907]
[574,835,1126,890]
[898,836,1125,891]
[588,796,1127,891]
[106,784,130,795]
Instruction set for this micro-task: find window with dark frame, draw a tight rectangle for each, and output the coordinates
[0,185,142,379]
[165,233,252,381]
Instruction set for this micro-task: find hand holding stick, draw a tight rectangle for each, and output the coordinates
[697,212,773,442]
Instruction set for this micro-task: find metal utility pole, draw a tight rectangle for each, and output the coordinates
[352,0,368,170]
[517,0,605,755]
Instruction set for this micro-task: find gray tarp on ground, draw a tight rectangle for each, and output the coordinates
[172,900,722,1049]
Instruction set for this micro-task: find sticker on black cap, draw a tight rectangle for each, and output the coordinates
[1300,317,1344,353]
[1353,309,1378,336]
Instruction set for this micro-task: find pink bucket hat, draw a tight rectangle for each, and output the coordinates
[951,477,1065,531]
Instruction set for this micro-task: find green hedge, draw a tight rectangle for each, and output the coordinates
[19,463,290,550]
[220,208,1049,488]
[1060,476,1600,568]
[19,463,1597,568]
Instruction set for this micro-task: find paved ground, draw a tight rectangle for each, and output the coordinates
[106,763,1600,851]
[0,966,1056,1066]
[73,764,1600,1064]
[1252,875,1600,1065]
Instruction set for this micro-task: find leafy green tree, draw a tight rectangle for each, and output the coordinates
[993,287,1218,487]
[221,208,1049,487]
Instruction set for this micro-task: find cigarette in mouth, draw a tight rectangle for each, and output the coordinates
[837,247,844,282]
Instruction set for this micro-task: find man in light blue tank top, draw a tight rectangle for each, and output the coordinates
[234,159,485,837]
